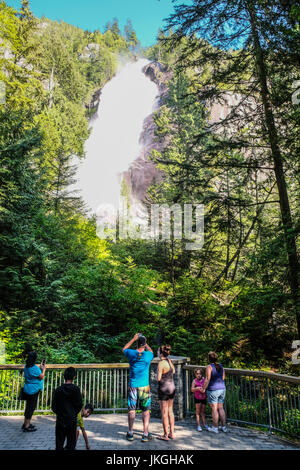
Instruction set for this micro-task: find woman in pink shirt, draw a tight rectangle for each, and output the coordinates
[191,368,208,432]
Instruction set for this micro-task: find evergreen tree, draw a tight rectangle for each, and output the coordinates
[110,18,121,38]
[164,0,300,335]
[124,19,140,53]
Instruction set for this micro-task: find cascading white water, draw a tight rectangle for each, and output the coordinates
[73,58,158,219]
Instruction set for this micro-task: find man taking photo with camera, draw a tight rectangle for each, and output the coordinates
[122,333,154,442]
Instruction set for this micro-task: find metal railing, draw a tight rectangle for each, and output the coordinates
[183,365,300,438]
[1,362,299,438]
[0,364,129,414]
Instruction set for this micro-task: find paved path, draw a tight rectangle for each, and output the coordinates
[0,414,299,450]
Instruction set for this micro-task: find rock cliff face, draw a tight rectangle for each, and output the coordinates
[121,61,171,205]
[120,62,254,207]
[143,61,171,105]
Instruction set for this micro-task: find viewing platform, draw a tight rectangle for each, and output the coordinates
[0,414,299,450]
[0,357,299,450]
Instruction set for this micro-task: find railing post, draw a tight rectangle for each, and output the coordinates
[183,367,189,417]
[265,378,272,434]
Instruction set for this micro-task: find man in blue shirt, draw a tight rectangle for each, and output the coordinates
[123,333,154,442]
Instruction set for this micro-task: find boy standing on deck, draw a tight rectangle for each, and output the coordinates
[51,367,82,450]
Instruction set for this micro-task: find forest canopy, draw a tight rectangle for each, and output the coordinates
[0,0,299,375]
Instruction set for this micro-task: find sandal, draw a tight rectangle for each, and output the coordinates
[157,435,169,441]
[21,424,35,430]
[23,426,37,432]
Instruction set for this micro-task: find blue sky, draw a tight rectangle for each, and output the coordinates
[6,0,177,47]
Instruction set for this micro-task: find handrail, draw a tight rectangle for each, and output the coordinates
[0,364,130,370]
[0,364,130,414]
[183,364,300,438]
[183,365,300,384]
[0,362,299,438]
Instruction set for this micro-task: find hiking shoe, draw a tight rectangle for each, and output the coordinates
[197,425,202,432]
[141,433,153,442]
[221,426,228,433]
[207,426,219,433]
[126,432,134,441]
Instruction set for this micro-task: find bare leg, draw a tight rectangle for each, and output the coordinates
[200,404,206,427]
[217,404,226,426]
[158,401,169,440]
[128,410,135,433]
[142,410,150,435]
[210,404,219,428]
[195,403,201,427]
[168,399,175,438]
[24,418,31,429]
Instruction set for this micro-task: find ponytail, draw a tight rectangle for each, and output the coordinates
[159,345,171,358]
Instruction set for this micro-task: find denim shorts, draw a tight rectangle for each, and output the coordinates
[206,389,226,404]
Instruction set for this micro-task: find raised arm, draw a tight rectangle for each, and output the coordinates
[122,333,139,352]
[38,363,46,380]
[145,343,153,354]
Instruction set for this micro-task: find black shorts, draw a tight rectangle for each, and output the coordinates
[194,398,207,405]
[158,390,175,401]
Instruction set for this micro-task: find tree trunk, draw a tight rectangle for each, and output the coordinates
[231,204,243,281]
[247,1,300,335]
[212,182,276,287]
[225,171,231,279]
[49,66,54,109]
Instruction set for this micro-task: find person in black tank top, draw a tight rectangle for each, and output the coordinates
[157,345,176,441]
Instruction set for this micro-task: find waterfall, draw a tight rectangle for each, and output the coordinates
[73,58,158,224]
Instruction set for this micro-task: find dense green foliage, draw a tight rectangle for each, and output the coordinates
[0,1,299,375]
[0,1,159,364]
[143,0,300,374]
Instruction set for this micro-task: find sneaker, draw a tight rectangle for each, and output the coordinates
[207,426,219,433]
[141,433,153,442]
[197,425,203,432]
[221,426,228,433]
[126,432,134,441]
[203,424,209,430]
